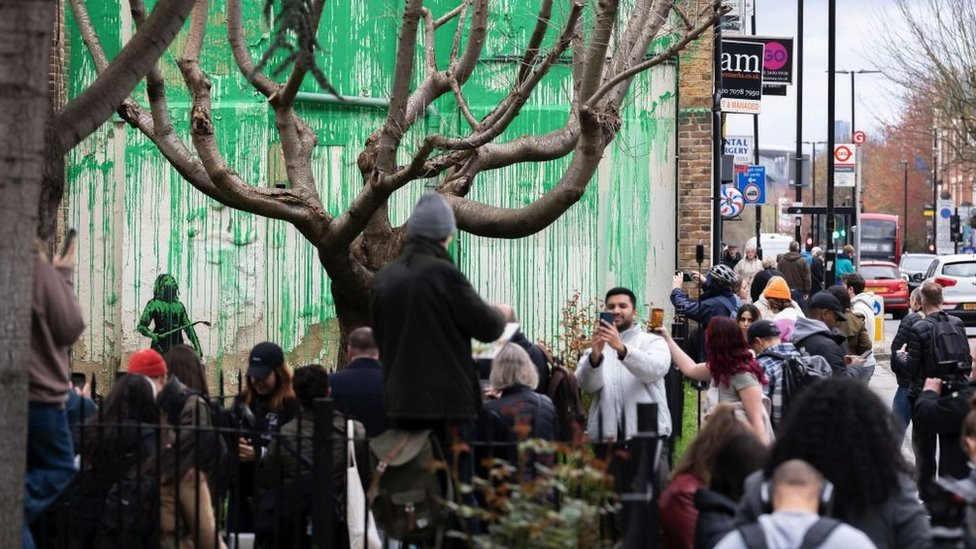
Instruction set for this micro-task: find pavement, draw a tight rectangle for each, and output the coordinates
[868,316,914,465]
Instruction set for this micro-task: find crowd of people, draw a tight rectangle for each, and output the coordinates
[23,196,976,548]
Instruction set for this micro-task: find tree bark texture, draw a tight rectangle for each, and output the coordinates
[0,0,56,545]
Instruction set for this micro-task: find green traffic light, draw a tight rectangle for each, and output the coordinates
[832,230,840,240]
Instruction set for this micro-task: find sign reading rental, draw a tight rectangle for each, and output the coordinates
[720,40,765,114]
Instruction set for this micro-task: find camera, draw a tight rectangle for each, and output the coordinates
[936,361,975,394]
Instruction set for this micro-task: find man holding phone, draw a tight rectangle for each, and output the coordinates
[575,287,672,483]
[25,233,86,547]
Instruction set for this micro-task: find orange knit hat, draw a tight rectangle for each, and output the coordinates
[763,276,792,300]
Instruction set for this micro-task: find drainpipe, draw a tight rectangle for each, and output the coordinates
[294,92,441,119]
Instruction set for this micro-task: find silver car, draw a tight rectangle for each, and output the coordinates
[924,254,976,326]
[899,253,938,291]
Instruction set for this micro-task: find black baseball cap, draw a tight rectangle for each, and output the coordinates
[747,319,781,340]
[807,292,847,320]
[247,341,284,379]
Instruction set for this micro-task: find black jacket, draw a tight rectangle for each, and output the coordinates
[330,357,386,437]
[913,387,974,495]
[891,312,923,387]
[777,251,812,294]
[694,487,738,549]
[371,237,506,421]
[811,257,825,294]
[476,386,555,477]
[791,317,856,378]
[750,268,785,303]
[906,311,968,395]
[510,330,550,394]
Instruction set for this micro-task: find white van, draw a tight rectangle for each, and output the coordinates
[744,233,794,262]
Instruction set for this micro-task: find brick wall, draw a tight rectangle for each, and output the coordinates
[677,33,714,273]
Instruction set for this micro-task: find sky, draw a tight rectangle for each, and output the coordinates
[725,0,909,149]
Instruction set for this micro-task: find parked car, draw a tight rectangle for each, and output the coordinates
[859,261,909,319]
[899,253,938,292]
[923,254,976,326]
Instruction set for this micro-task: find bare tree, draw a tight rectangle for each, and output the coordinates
[879,0,976,167]
[71,0,722,347]
[0,0,194,544]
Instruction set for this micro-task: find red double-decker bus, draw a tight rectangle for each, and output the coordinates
[860,213,901,263]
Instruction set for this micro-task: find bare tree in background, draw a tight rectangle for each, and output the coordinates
[70,0,723,345]
[0,0,196,544]
[880,0,976,167]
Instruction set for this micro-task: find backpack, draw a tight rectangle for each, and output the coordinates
[737,517,843,549]
[923,315,972,378]
[760,350,831,425]
[546,363,586,441]
[368,429,453,545]
[94,467,160,548]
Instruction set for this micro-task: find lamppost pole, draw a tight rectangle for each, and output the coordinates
[794,0,805,244]
[826,0,836,286]
[902,160,908,247]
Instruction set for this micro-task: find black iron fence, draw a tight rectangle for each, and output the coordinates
[33,388,664,549]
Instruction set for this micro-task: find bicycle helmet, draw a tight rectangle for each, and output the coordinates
[708,264,740,289]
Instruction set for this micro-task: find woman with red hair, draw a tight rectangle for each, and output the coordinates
[658,317,771,444]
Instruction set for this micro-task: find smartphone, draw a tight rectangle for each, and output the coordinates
[61,228,77,257]
[599,312,615,325]
[859,349,873,359]
[650,308,665,329]
[675,270,692,282]
[70,372,86,391]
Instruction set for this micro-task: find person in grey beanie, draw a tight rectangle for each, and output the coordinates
[370,193,510,479]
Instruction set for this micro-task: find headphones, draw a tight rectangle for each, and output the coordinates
[760,477,835,516]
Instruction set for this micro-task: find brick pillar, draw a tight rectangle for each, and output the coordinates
[677,34,715,274]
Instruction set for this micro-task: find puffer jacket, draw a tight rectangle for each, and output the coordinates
[905,310,967,396]
[791,317,856,378]
[776,252,811,294]
[694,487,738,549]
[890,312,923,387]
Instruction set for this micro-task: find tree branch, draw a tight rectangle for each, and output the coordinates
[450,77,481,130]
[129,0,175,137]
[227,0,278,97]
[516,0,553,85]
[277,0,326,107]
[434,2,465,28]
[421,7,438,77]
[375,0,425,174]
[578,0,620,102]
[56,0,197,154]
[587,4,721,110]
[67,0,109,72]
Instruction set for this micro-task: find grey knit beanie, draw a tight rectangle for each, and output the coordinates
[407,193,456,240]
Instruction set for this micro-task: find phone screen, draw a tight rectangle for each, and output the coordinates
[599,312,615,325]
[859,350,873,359]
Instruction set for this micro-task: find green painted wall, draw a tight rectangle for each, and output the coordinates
[65,0,678,380]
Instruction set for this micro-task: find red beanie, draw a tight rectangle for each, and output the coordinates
[127,349,167,378]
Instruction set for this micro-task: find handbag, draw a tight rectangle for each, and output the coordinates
[347,420,381,549]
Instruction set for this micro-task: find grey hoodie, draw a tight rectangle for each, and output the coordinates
[791,317,857,378]
[715,511,876,548]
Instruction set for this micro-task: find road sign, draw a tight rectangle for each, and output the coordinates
[835,165,855,188]
[721,185,745,218]
[720,40,765,114]
[852,130,866,145]
[737,165,766,205]
[833,144,856,166]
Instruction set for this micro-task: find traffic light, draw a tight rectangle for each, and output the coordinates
[951,214,961,241]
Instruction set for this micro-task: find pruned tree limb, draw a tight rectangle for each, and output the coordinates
[227,0,278,97]
[517,0,554,85]
[421,7,438,77]
[56,0,197,154]
[277,0,326,107]
[375,0,425,173]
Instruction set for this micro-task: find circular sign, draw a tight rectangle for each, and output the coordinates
[764,42,789,70]
[834,145,853,163]
[941,208,953,219]
[743,183,761,202]
[721,186,745,218]
[852,130,866,145]
[872,297,883,316]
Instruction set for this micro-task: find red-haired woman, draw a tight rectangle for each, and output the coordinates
[658,317,771,444]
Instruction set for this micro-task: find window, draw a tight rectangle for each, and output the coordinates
[860,265,900,280]
[861,220,897,240]
[943,262,976,277]
[900,256,936,271]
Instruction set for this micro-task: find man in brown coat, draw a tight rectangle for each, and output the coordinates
[776,241,812,308]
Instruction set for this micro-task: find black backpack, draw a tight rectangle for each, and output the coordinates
[924,315,972,377]
[546,362,586,441]
[94,468,160,548]
[737,517,843,548]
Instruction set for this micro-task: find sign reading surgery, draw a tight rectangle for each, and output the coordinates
[720,40,765,114]
[724,136,753,162]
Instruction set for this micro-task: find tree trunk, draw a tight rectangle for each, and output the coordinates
[0,0,56,545]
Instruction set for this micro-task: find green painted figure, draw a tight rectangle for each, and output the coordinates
[137,274,201,355]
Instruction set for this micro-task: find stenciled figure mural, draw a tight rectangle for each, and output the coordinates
[137,274,204,355]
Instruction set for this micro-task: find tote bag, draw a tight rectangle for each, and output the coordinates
[347,420,381,549]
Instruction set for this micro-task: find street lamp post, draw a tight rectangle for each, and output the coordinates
[794,0,805,244]
[826,0,836,286]
[902,160,908,245]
